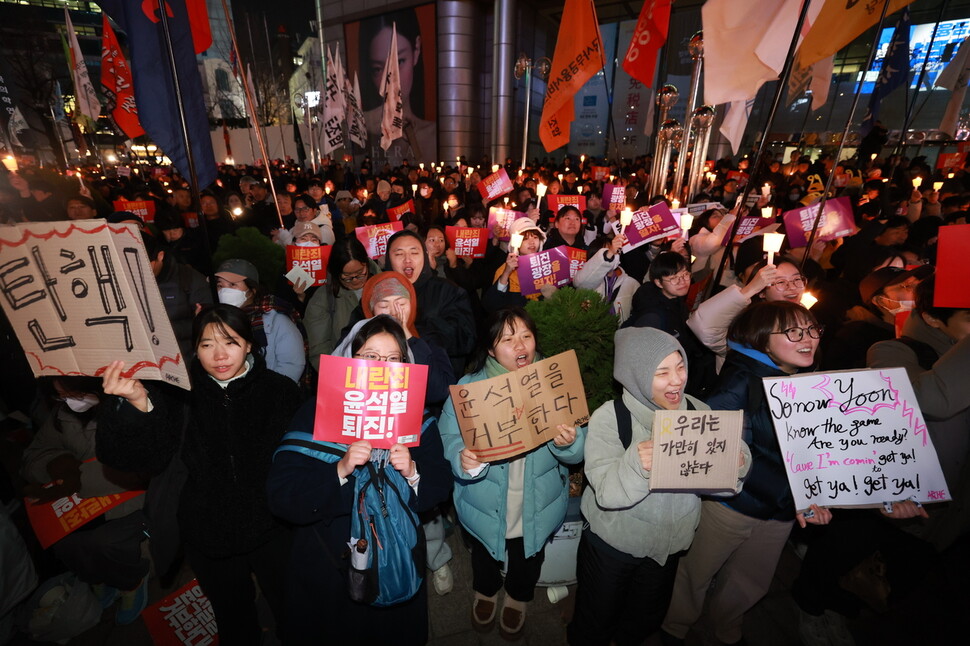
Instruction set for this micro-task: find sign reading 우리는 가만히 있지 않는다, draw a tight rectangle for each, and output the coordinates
[650,409,744,493]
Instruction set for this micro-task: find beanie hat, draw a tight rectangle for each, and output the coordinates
[361,271,419,338]
[613,327,686,409]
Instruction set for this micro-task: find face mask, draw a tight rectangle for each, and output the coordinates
[789,193,801,201]
[64,394,99,413]
[218,287,248,308]
[295,240,318,248]
[878,297,915,316]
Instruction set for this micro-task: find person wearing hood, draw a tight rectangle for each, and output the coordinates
[345,230,475,375]
[266,315,452,645]
[481,218,548,312]
[568,328,750,646]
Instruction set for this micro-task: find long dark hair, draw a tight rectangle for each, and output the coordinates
[468,307,540,373]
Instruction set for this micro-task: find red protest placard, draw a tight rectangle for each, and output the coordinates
[387,199,415,221]
[314,355,429,448]
[934,224,970,308]
[621,202,681,251]
[25,487,144,549]
[517,246,573,296]
[565,247,587,279]
[142,579,219,646]
[478,168,514,202]
[112,199,156,223]
[936,152,966,170]
[591,165,610,181]
[602,183,627,211]
[546,194,588,221]
[445,226,488,258]
[355,221,404,259]
[285,244,332,286]
[487,207,528,240]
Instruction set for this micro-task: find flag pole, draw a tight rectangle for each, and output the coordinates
[155,0,209,244]
[707,0,812,296]
[603,26,622,165]
[799,0,895,275]
[220,0,283,228]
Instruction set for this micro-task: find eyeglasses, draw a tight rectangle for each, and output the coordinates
[295,206,315,213]
[662,270,691,285]
[770,276,806,291]
[354,352,404,363]
[340,269,368,282]
[771,325,823,343]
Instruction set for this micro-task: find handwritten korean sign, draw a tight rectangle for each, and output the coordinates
[445,226,488,258]
[764,368,950,511]
[651,410,743,493]
[112,199,156,223]
[620,202,681,251]
[448,350,589,462]
[314,355,428,448]
[0,221,190,389]
[141,579,219,646]
[25,487,144,549]
[782,196,855,248]
[487,207,528,241]
[285,244,332,287]
[516,246,573,296]
[478,167,514,202]
[354,221,404,260]
[387,199,415,221]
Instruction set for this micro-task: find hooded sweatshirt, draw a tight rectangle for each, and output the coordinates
[581,327,750,562]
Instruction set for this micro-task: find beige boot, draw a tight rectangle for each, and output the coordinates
[471,591,498,632]
[499,595,527,641]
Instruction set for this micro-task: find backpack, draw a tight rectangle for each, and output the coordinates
[614,397,695,449]
[274,429,427,607]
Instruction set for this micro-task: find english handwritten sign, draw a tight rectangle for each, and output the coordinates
[651,410,743,493]
[354,221,404,259]
[448,350,589,462]
[314,355,428,448]
[764,368,950,511]
[0,221,190,389]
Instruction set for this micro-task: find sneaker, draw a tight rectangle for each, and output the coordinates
[92,583,119,609]
[116,576,149,625]
[498,596,527,641]
[432,564,454,595]
[471,591,498,633]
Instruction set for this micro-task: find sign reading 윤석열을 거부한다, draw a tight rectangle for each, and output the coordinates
[763,368,950,512]
[0,221,190,389]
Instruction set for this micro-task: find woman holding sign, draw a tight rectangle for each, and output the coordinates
[266,315,452,645]
[567,328,751,646]
[438,307,586,640]
[662,301,832,646]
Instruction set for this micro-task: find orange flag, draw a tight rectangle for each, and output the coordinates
[539,0,605,152]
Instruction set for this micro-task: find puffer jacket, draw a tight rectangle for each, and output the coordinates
[438,366,586,559]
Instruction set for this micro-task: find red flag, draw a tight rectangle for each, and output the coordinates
[100,15,144,139]
[186,0,212,54]
[622,0,671,87]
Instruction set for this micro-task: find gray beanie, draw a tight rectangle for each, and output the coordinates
[613,327,687,409]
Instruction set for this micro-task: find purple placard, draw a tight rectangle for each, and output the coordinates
[601,183,627,211]
[516,246,572,296]
[782,196,856,248]
[620,202,681,251]
[488,207,529,241]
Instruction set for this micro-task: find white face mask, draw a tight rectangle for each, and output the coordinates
[878,296,915,316]
[64,394,99,413]
[295,240,318,248]
[218,287,249,308]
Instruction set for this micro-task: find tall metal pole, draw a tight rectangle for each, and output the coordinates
[670,32,703,202]
[520,59,533,170]
[48,103,70,172]
[220,0,283,228]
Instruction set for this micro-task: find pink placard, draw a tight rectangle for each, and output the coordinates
[621,202,681,251]
[314,355,429,448]
[487,207,529,240]
[601,183,627,211]
[516,245,573,296]
[781,196,856,248]
[354,221,404,259]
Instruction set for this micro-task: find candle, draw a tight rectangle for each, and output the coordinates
[912,176,923,189]
[536,183,548,198]
[680,213,694,236]
[947,172,955,179]
[558,173,564,181]
[492,164,500,173]
[762,183,771,197]
[1,155,17,172]
[762,232,785,266]
[419,162,425,170]
[870,153,877,161]
[933,181,943,191]
[363,189,368,198]
[620,208,633,228]
[411,184,418,194]
[232,207,243,217]
[509,232,524,253]
[504,197,509,206]
[325,186,331,194]
[580,154,586,163]
[800,292,819,309]
[671,198,680,209]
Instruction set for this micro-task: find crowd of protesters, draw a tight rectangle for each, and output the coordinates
[0,143,967,645]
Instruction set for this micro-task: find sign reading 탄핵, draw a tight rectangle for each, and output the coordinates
[763,368,950,511]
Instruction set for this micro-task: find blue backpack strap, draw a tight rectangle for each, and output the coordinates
[274,430,345,463]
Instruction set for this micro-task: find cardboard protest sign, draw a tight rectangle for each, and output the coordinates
[448,350,590,462]
[387,199,415,221]
[763,368,950,512]
[933,224,969,308]
[0,221,190,389]
[516,246,573,296]
[445,226,488,258]
[651,410,744,493]
[141,579,219,646]
[591,165,611,181]
[620,202,681,251]
[601,183,627,211]
[782,196,856,248]
[478,167,514,202]
[285,244,332,287]
[112,199,156,223]
[546,194,587,220]
[487,207,528,240]
[25,487,144,549]
[565,247,587,279]
[314,355,429,448]
[354,221,404,259]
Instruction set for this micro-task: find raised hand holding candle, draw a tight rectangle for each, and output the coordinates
[509,232,524,254]
[620,208,633,230]
[762,206,774,219]
[912,176,923,189]
[933,181,943,191]
[680,213,694,237]
[762,232,785,266]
